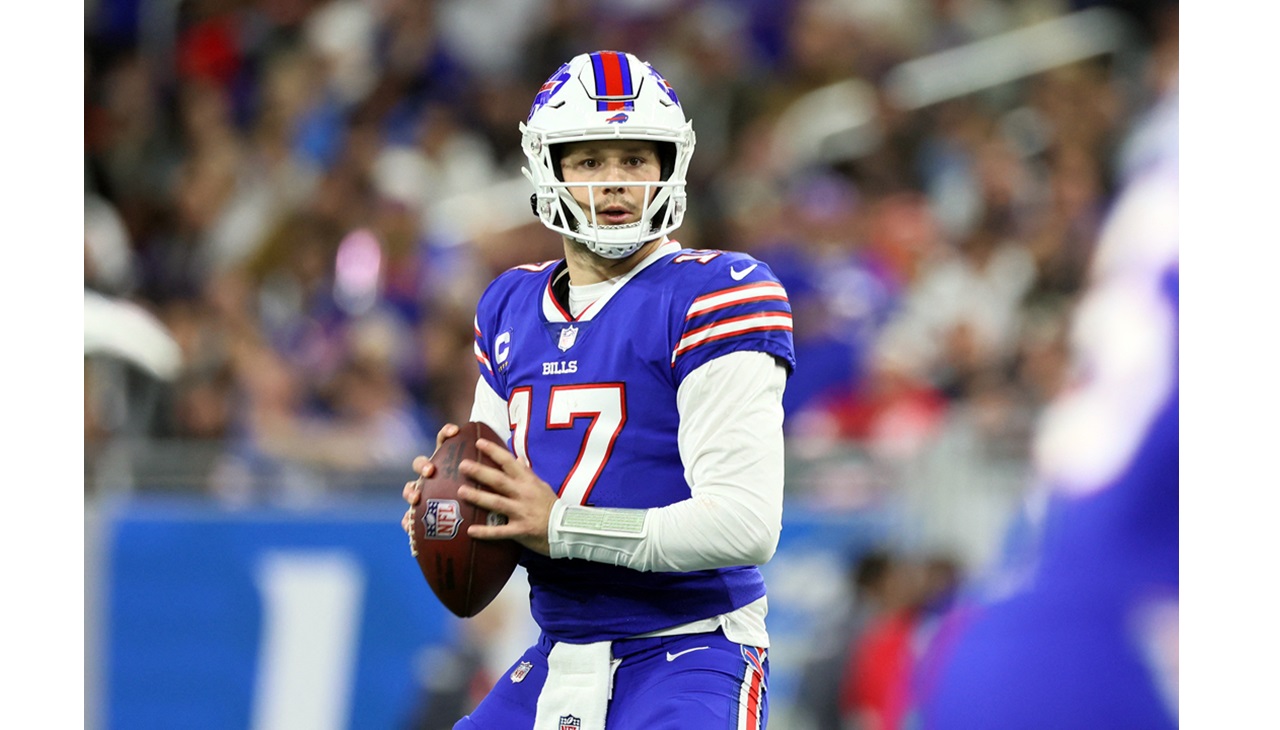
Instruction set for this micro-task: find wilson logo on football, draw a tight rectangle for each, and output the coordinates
[422,499,462,539]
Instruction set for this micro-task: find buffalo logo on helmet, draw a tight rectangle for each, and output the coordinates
[605,112,629,124]
[528,63,572,121]
[645,64,680,105]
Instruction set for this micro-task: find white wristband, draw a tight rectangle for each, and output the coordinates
[548,500,652,565]
[557,505,650,538]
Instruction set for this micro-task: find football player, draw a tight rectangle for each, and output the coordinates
[402,50,795,730]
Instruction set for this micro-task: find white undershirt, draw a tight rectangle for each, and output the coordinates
[567,278,617,318]
[470,350,786,647]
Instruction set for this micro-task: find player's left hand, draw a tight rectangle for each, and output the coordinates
[457,439,558,556]
[400,424,461,536]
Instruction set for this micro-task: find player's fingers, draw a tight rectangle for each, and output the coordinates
[457,484,515,517]
[403,478,422,504]
[435,423,460,450]
[466,523,513,541]
[411,455,435,477]
[459,459,513,494]
[476,439,521,472]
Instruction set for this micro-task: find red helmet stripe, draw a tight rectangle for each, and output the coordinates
[591,51,634,112]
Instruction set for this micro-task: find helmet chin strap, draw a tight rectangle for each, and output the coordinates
[571,225,651,259]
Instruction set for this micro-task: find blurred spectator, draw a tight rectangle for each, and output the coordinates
[799,349,947,463]
[795,547,897,730]
[836,549,962,730]
[1024,135,1108,304]
[874,213,1036,400]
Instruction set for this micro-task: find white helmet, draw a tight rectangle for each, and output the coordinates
[520,50,696,259]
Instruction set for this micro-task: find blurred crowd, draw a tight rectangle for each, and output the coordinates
[84,0,1175,565]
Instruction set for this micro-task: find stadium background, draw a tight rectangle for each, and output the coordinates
[83,0,1176,727]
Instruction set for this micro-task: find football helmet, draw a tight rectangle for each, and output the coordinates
[521,50,696,259]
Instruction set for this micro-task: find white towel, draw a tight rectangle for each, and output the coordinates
[533,640,612,730]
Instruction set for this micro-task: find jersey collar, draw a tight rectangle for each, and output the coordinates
[541,239,682,323]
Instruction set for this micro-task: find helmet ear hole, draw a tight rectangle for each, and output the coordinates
[656,142,676,182]
[550,145,566,182]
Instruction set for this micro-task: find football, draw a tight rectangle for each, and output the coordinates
[410,421,522,618]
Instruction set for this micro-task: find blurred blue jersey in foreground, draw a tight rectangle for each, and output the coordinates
[913,91,1179,730]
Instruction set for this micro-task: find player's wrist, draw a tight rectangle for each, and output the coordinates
[547,498,570,559]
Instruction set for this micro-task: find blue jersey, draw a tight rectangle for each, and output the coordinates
[472,241,796,643]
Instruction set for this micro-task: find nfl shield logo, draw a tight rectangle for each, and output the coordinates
[510,661,533,683]
[559,715,581,730]
[422,499,461,539]
[557,325,578,351]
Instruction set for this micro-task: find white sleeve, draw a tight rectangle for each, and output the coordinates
[547,350,787,572]
[469,377,512,444]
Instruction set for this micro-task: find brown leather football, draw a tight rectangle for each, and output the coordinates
[410,421,522,618]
